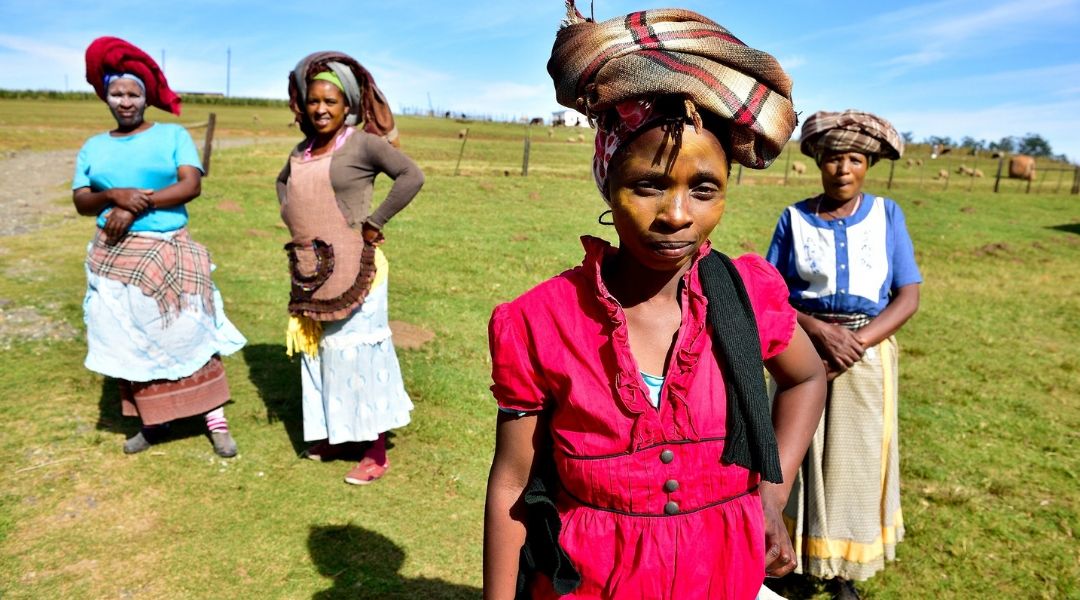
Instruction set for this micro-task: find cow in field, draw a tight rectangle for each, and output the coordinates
[791,161,807,175]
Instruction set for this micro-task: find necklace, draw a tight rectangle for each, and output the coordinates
[815,194,862,221]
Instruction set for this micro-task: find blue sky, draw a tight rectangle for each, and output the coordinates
[2,0,1078,160]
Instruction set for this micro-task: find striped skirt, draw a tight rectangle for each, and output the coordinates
[783,335,903,581]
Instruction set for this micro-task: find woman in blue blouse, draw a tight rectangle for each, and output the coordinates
[765,110,920,599]
[73,37,246,457]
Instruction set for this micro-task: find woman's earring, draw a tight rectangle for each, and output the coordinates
[598,209,614,226]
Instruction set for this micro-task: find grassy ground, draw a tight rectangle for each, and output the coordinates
[0,100,1077,599]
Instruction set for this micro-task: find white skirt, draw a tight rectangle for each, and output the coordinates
[300,278,413,444]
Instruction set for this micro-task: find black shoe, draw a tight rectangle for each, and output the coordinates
[210,431,238,458]
[831,578,861,600]
[123,424,170,454]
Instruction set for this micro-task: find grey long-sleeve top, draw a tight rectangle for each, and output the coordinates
[276,129,424,231]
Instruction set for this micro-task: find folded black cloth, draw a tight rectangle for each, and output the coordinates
[699,250,782,484]
[516,456,581,599]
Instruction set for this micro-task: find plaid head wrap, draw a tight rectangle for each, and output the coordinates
[548,2,797,196]
[288,51,399,147]
[85,37,181,115]
[800,110,903,165]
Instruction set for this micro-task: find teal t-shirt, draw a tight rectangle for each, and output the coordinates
[73,123,204,232]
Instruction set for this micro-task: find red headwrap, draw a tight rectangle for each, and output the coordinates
[85,36,181,116]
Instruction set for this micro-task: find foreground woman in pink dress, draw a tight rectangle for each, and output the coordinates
[484,5,827,599]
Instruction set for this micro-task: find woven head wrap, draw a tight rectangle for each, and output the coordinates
[288,51,399,146]
[800,110,903,166]
[548,3,797,197]
[85,37,181,115]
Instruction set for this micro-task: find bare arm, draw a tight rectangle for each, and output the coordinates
[855,284,920,349]
[73,186,151,217]
[143,165,201,209]
[72,165,201,216]
[760,325,828,576]
[484,411,543,600]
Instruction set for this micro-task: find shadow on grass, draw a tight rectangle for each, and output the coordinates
[242,343,305,454]
[1048,222,1080,235]
[96,377,227,446]
[309,524,480,600]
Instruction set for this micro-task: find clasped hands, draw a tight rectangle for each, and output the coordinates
[103,188,153,245]
[809,320,866,381]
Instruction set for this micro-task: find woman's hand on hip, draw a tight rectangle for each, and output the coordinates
[108,188,154,214]
[361,223,385,246]
[103,208,135,244]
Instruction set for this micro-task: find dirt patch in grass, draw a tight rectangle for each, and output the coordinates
[389,320,435,350]
[0,300,79,349]
[218,200,244,213]
[975,242,1010,257]
[0,150,76,236]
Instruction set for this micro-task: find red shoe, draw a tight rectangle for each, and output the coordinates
[302,440,355,462]
[344,457,389,485]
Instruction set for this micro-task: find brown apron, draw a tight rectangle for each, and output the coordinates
[281,151,376,322]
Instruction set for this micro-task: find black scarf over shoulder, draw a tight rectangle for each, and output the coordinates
[698,250,782,484]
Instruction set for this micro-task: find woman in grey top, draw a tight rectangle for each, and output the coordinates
[276,52,423,486]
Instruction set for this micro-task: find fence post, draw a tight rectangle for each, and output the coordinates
[1072,167,1080,195]
[1026,175,1032,194]
[736,164,743,186]
[887,160,895,190]
[521,125,532,177]
[201,112,217,177]
[454,128,469,176]
[967,153,978,192]
[993,157,1004,193]
[943,156,950,191]
[782,145,791,185]
[1054,167,1066,194]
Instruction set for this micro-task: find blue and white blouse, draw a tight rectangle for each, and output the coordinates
[765,194,921,317]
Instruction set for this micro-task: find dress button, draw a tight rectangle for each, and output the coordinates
[664,501,679,515]
[663,479,679,493]
[660,450,674,464]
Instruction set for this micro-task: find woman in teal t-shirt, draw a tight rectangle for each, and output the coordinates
[72,37,246,457]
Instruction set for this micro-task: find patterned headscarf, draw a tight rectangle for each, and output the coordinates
[548,3,798,197]
[288,51,399,146]
[799,110,903,165]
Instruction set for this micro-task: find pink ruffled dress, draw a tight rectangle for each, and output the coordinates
[489,236,797,600]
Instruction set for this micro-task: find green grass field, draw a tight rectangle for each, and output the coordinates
[0,99,1077,599]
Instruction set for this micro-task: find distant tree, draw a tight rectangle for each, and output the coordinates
[901,131,915,143]
[991,136,1016,153]
[924,135,954,148]
[1016,133,1053,158]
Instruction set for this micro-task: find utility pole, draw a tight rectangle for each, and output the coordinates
[226,47,231,97]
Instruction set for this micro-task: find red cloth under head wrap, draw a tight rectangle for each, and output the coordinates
[85,36,181,116]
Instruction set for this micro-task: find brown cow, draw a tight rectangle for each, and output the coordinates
[1008,155,1036,181]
